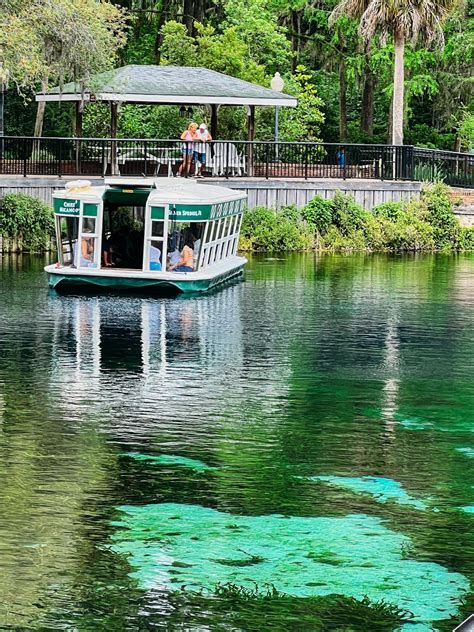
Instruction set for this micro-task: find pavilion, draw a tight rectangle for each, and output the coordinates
[36,65,297,141]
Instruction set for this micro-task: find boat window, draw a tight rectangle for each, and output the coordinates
[148,240,163,272]
[166,222,206,271]
[80,235,97,268]
[151,221,164,238]
[82,217,96,234]
[58,216,79,266]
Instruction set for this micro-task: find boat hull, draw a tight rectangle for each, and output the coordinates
[45,257,247,294]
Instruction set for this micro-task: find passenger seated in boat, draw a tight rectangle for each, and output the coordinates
[169,233,195,272]
[80,236,96,267]
[149,244,162,271]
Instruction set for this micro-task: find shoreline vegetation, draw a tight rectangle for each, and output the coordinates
[0,185,473,255]
[240,184,474,253]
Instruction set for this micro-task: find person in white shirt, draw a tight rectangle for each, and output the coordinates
[193,123,212,178]
[149,244,162,271]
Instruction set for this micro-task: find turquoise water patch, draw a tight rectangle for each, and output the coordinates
[460,506,474,514]
[124,452,217,472]
[397,417,433,431]
[306,476,428,510]
[110,503,468,625]
[456,448,474,459]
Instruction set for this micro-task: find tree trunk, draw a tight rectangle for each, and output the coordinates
[361,58,374,137]
[291,10,300,72]
[183,0,194,36]
[392,32,404,146]
[34,79,48,137]
[154,5,168,63]
[339,59,348,142]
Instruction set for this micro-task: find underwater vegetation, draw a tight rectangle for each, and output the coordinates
[457,448,474,459]
[109,502,468,626]
[123,452,218,472]
[165,583,414,631]
[305,476,428,510]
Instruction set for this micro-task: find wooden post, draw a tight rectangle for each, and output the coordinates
[210,104,218,139]
[110,101,118,176]
[74,101,83,175]
[247,105,255,177]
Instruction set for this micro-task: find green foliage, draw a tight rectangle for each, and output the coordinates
[421,183,463,249]
[302,196,333,235]
[0,193,54,252]
[278,66,325,142]
[371,201,404,220]
[330,191,370,234]
[460,226,474,250]
[240,205,313,251]
[457,112,474,151]
[242,187,466,253]
[1,0,127,92]
[160,22,198,67]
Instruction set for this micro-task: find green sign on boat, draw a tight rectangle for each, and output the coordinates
[54,198,80,216]
[150,199,244,222]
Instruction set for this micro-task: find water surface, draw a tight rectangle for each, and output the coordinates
[0,253,473,630]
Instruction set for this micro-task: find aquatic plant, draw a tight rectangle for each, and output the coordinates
[306,475,428,510]
[168,583,414,631]
[109,502,468,624]
[123,452,217,472]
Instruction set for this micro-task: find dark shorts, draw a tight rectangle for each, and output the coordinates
[193,151,206,163]
[174,265,194,272]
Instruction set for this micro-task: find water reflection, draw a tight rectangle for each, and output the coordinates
[0,253,473,630]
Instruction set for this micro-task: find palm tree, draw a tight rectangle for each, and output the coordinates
[330,0,460,145]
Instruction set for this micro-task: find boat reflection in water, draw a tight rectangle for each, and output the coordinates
[47,282,249,438]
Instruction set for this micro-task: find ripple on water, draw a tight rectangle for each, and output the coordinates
[110,503,469,625]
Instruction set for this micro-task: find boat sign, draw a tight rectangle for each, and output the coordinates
[54,198,81,216]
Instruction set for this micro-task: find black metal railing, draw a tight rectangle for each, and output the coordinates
[0,137,472,187]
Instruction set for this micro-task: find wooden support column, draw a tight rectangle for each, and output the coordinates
[210,104,218,139]
[246,105,255,177]
[74,101,83,175]
[110,101,118,176]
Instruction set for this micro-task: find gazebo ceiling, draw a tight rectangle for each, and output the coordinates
[36,65,297,107]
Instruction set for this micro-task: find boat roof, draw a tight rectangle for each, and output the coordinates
[148,179,246,205]
[54,178,246,206]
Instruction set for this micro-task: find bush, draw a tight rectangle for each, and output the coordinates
[0,194,55,252]
[372,201,404,221]
[302,196,333,235]
[461,226,474,250]
[240,205,313,251]
[240,185,467,253]
[421,183,463,250]
[329,191,370,235]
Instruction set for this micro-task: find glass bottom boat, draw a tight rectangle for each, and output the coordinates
[45,177,247,294]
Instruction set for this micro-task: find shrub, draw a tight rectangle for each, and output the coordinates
[302,195,333,235]
[329,191,370,235]
[461,226,474,250]
[240,185,466,253]
[0,193,55,252]
[372,201,404,221]
[240,205,313,251]
[421,183,463,250]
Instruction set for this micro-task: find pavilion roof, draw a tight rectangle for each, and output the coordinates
[36,65,297,107]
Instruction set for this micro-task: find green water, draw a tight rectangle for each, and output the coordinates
[0,253,473,630]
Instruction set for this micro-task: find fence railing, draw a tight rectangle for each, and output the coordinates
[0,137,472,187]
